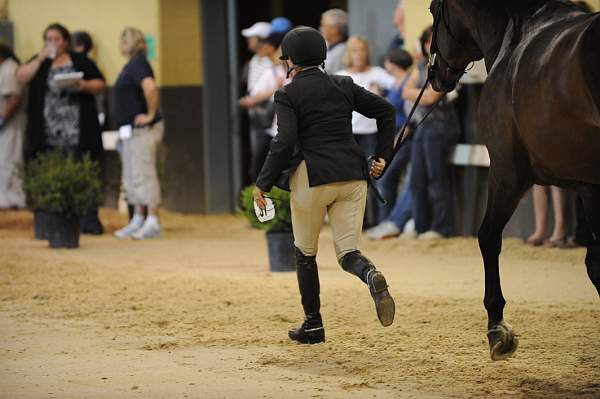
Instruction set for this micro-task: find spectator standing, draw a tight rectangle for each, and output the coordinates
[0,45,26,209]
[337,37,395,161]
[319,9,348,75]
[526,186,569,247]
[377,48,413,221]
[240,22,272,95]
[403,26,460,239]
[72,30,93,56]
[72,30,107,128]
[367,48,414,238]
[239,32,286,180]
[387,0,406,51]
[112,27,164,240]
[337,36,395,226]
[240,22,273,181]
[16,23,106,233]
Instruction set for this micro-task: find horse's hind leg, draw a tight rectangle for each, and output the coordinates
[578,185,600,297]
[478,166,531,360]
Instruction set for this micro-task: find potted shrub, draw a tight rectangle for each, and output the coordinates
[23,151,102,249]
[240,185,295,272]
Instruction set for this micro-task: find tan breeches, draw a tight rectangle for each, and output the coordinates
[290,161,367,260]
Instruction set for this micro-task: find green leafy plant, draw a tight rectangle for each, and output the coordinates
[23,151,103,218]
[239,185,292,232]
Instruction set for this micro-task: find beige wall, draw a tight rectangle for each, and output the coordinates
[159,0,203,86]
[404,0,432,55]
[8,0,204,86]
[9,0,160,84]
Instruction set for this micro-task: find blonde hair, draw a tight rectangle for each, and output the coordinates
[342,35,371,68]
[121,27,147,57]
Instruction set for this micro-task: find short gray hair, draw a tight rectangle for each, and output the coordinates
[322,9,348,37]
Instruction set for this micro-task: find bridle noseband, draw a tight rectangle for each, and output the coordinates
[428,0,472,80]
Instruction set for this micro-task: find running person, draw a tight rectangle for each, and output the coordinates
[253,27,397,344]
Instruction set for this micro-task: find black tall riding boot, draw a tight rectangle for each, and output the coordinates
[288,247,325,344]
[340,250,395,327]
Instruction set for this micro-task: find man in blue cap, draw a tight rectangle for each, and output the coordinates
[270,17,293,34]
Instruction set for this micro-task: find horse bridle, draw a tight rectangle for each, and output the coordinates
[428,0,471,79]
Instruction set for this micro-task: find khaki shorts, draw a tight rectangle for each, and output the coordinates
[121,121,164,207]
[290,161,367,260]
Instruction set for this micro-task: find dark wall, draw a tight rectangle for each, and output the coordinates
[160,86,205,213]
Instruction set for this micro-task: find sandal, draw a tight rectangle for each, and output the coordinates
[525,236,544,246]
[544,237,576,249]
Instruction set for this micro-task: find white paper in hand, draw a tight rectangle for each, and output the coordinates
[53,72,84,89]
[254,198,275,223]
[118,125,133,140]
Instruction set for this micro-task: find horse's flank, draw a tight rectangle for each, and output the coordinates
[468,1,600,185]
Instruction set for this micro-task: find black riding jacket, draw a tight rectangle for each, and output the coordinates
[256,68,396,192]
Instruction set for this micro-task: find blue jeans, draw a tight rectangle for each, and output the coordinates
[409,119,454,236]
[387,174,413,230]
[377,139,412,223]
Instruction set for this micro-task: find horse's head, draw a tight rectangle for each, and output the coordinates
[428,0,483,92]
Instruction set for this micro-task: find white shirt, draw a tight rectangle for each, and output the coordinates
[336,66,396,134]
[0,58,23,116]
[247,54,272,94]
[251,64,288,137]
[0,58,26,209]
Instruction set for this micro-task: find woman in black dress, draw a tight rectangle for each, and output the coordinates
[17,23,106,234]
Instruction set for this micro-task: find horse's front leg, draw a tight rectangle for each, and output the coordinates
[478,160,531,360]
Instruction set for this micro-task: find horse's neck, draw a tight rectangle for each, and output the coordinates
[455,0,511,70]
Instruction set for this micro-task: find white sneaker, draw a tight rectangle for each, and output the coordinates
[114,218,144,239]
[418,230,444,240]
[399,219,417,239]
[132,218,161,240]
[366,221,401,240]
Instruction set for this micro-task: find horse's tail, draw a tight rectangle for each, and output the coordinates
[581,14,600,118]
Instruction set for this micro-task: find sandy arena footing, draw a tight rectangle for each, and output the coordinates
[1,209,599,398]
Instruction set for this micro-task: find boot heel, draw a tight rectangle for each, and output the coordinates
[305,326,325,343]
[288,324,325,344]
[369,272,395,327]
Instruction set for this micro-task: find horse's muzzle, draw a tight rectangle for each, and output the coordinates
[431,74,458,93]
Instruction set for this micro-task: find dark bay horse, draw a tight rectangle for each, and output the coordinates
[427,0,600,360]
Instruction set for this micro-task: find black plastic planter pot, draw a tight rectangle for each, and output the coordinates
[266,231,295,272]
[33,210,50,240]
[47,214,80,249]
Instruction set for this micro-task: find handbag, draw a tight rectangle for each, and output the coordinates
[250,99,275,130]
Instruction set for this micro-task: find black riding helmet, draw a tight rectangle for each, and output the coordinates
[280,26,327,67]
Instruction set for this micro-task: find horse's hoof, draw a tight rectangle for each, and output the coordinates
[487,320,518,361]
